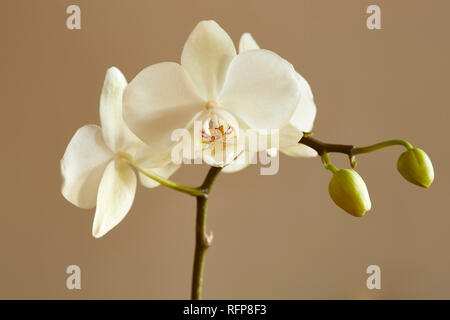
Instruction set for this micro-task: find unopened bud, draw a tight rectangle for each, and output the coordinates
[328,169,371,217]
[397,147,434,188]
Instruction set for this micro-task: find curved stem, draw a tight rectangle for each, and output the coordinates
[352,139,413,155]
[321,152,338,173]
[300,136,412,157]
[128,161,204,197]
[191,166,222,300]
[321,152,330,166]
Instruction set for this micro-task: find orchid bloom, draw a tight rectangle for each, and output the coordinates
[60,67,173,238]
[123,20,301,167]
[223,33,318,173]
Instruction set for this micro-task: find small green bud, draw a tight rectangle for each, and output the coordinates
[328,169,372,217]
[397,147,434,188]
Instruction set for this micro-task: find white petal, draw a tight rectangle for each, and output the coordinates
[92,160,137,238]
[61,125,113,209]
[123,62,204,150]
[278,123,304,148]
[181,20,236,101]
[237,33,317,133]
[289,73,317,132]
[202,142,242,167]
[219,49,300,130]
[132,145,174,170]
[99,67,133,153]
[239,33,260,52]
[241,126,302,153]
[280,144,318,158]
[100,68,169,168]
[139,162,181,188]
[222,151,256,173]
[266,148,278,158]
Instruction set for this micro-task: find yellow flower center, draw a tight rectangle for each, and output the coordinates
[201,112,235,149]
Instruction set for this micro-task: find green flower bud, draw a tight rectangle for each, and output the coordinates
[328,169,372,217]
[397,147,434,188]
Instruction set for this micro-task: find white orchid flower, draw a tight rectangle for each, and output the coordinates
[223,33,318,173]
[123,20,301,167]
[60,67,174,238]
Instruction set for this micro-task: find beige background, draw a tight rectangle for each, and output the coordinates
[1,0,449,299]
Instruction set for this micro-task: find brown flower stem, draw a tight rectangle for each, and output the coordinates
[300,136,354,156]
[300,135,412,167]
[191,166,222,300]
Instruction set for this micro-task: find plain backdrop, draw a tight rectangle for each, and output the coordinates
[0,0,449,299]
